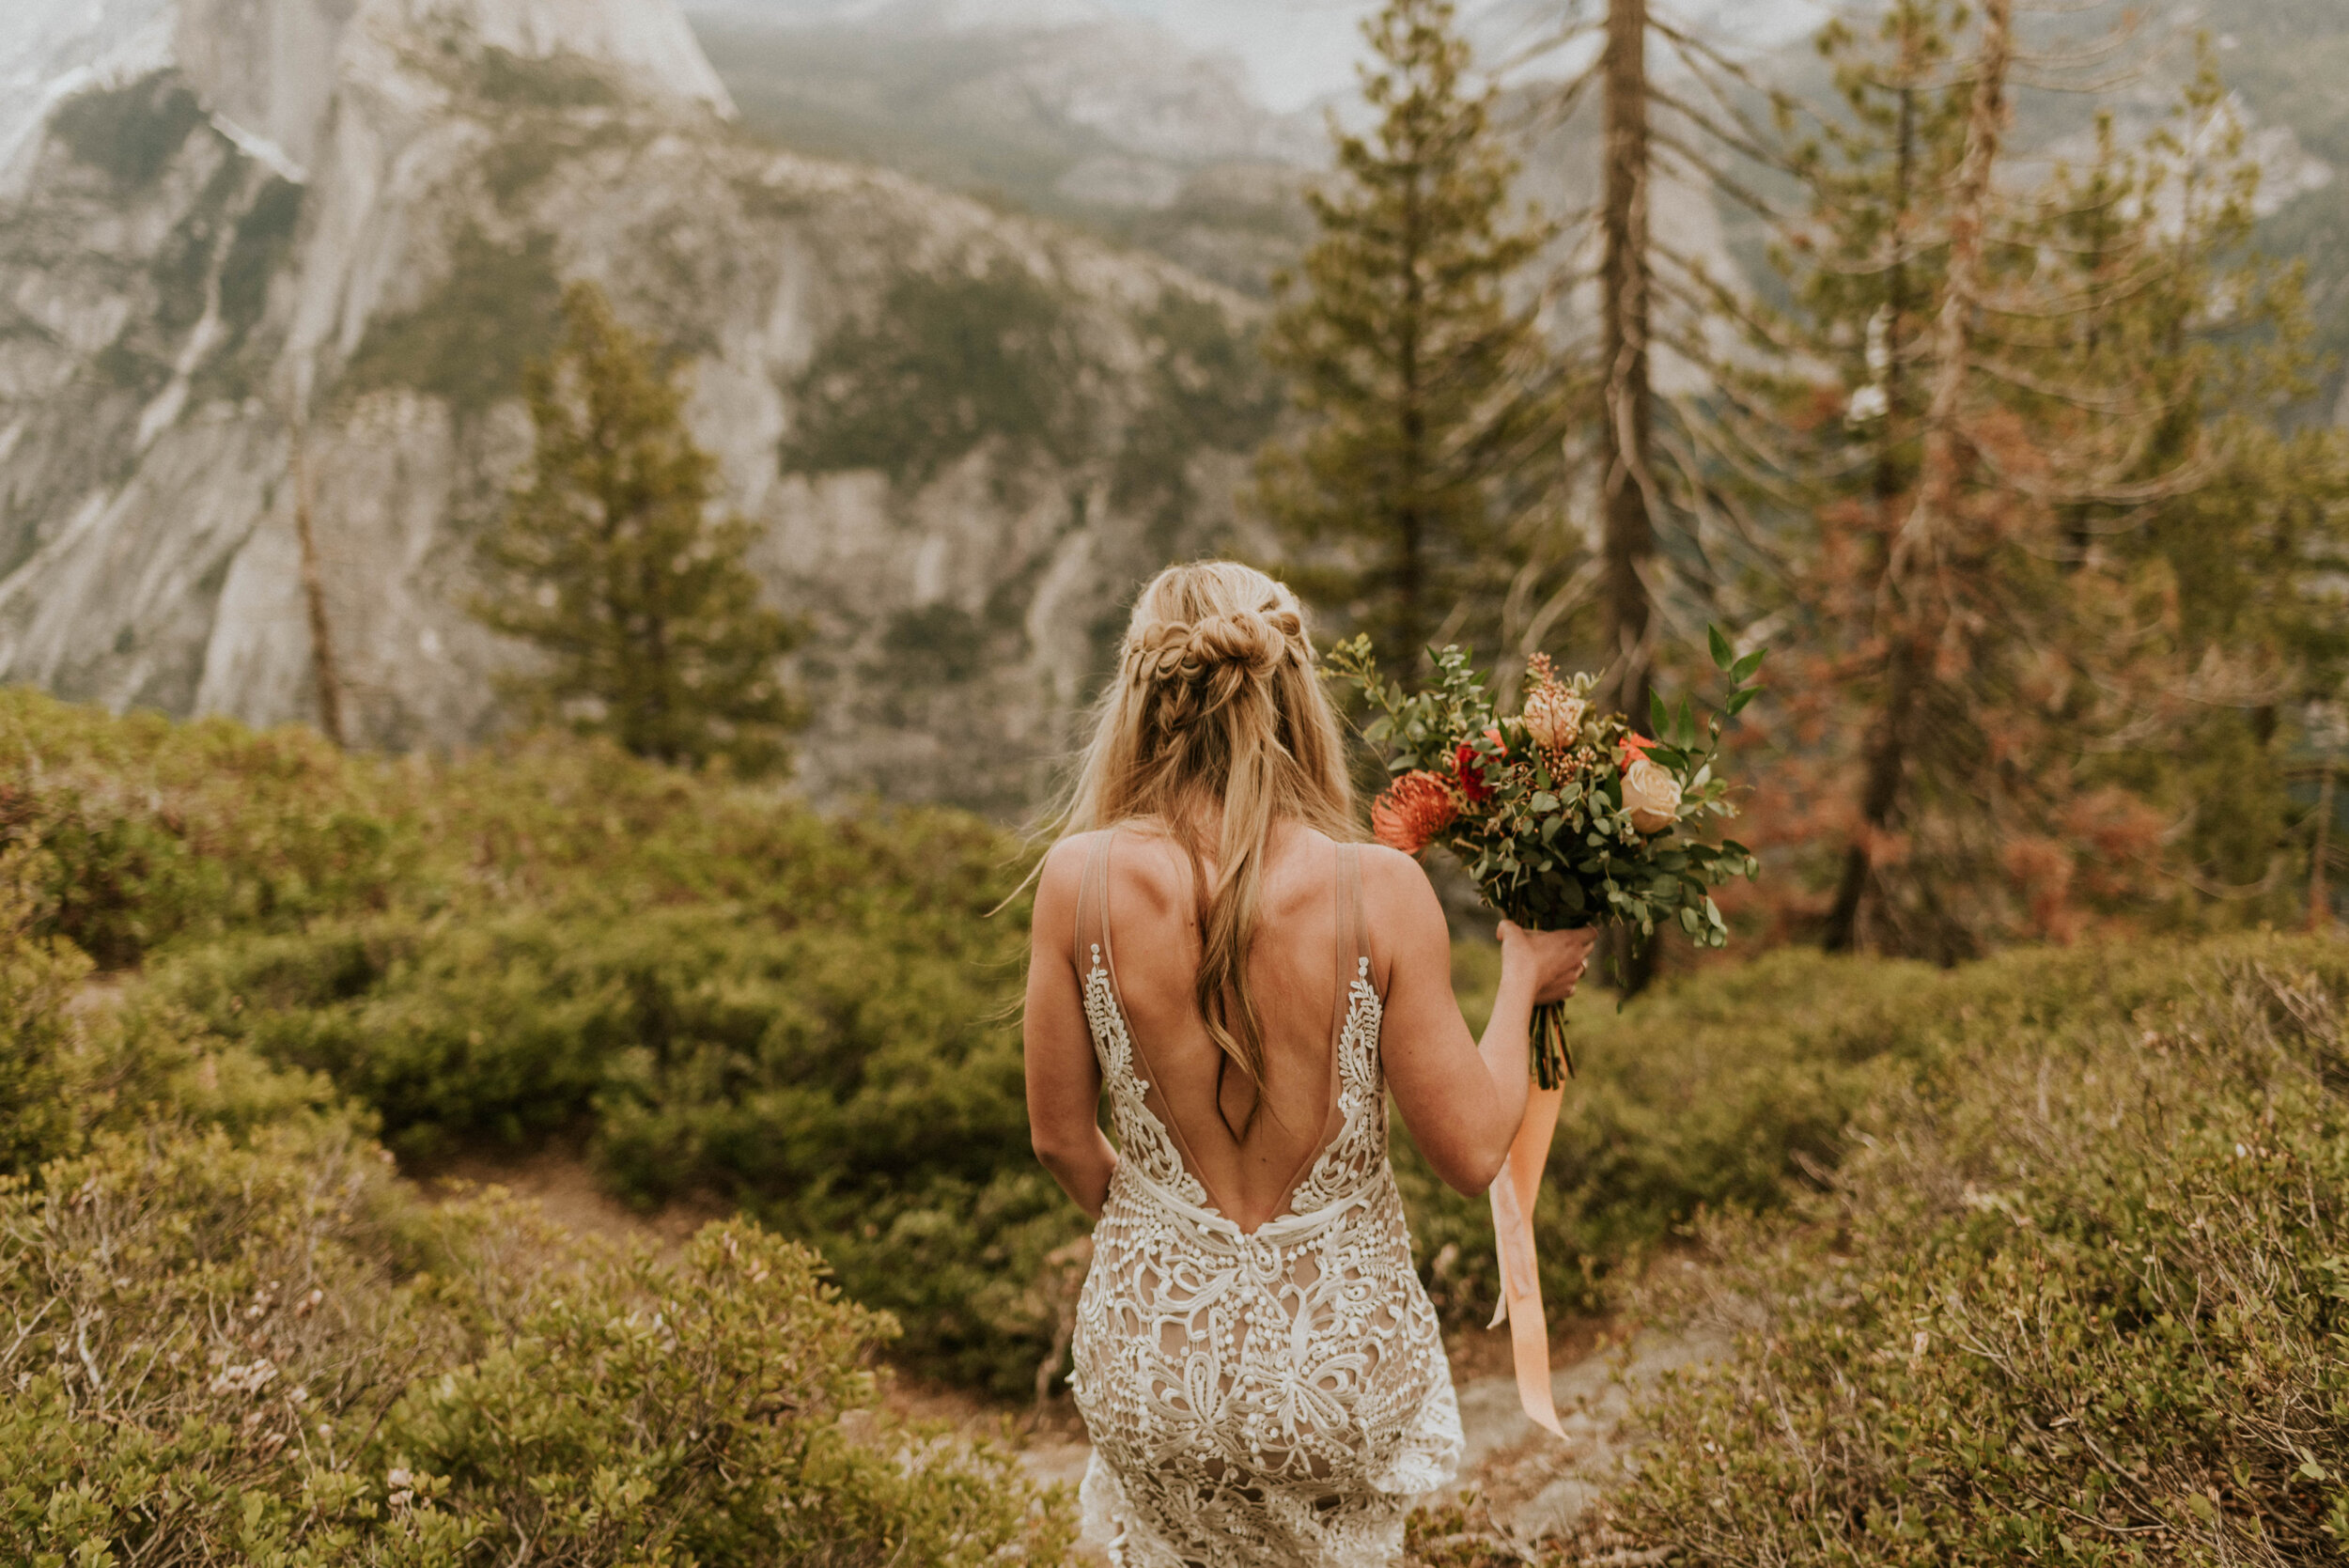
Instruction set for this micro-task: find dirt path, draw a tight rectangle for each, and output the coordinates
[414,1142,724,1250]
[1014,1326,1722,1561]
[426,1151,1713,1558]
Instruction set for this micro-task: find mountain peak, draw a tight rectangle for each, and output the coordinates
[4,0,732,180]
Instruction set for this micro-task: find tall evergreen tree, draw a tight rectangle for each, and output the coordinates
[474,282,802,776]
[1745,4,2349,956]
[1257,0,1563,674]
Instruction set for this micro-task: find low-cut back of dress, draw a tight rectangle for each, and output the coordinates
[1068,831,1463,1568]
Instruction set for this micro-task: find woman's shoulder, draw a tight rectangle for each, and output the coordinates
[1351,840,1435,896]
[1037,825,1177,902]
[1031,832,1101,923]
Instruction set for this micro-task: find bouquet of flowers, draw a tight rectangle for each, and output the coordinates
[1327,630,1765,1087]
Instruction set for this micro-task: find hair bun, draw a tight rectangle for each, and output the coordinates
[1122,603,1306,734]
[1187,610,1286,675]
[1128,607,1299,686]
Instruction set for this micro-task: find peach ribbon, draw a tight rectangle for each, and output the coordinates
[1486,1083,1566,1438]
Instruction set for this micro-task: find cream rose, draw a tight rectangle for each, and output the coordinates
[1521,685,1588,751]
[1621,757,1683,833]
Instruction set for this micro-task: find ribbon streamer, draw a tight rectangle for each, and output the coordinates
[1486,1083,1566,1437]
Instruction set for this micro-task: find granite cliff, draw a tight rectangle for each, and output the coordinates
[0,0,1272,812]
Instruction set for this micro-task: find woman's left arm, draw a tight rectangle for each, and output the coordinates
[1024,836,1116,1219]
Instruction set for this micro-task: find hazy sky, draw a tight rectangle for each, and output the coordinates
[691,0,1828,114]
[1100,0,1826,110]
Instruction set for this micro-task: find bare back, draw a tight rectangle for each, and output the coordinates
[1076,820,1358,1233]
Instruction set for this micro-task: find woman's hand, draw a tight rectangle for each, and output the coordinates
[1497,922,1598,1005]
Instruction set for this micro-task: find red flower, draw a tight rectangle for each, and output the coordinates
[1372,771,1459,854]
[1455,727,1504,804]
[1618,733,1658,766]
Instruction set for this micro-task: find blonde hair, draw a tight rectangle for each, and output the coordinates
[1057,562,1358,1130]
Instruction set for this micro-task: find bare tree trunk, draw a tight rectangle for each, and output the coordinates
[291,426,347,749]
[1598,0,1661,992]
[1598,0,1655,735]
[1395,161,1430,670]
[1824,73,1920,953]
[1823,0,2012,953]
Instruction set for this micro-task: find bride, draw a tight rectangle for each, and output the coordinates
[1022,562,1595,1568]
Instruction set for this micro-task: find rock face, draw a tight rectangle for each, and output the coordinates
[0,0,1273,813]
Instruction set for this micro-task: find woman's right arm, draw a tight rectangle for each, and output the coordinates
[1371,849,1595,1195]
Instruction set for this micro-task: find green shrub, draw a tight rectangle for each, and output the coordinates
[1396,946,1947,1324]
[373,1223,1071,1567]
[1610,935,2349,1563]
[0,846,343,1181]
[160,899,1077,1394]
[0,851,92,1174]
[4,689,1083,1392]
[0,695,411,964]
[0,1123,1073,1565]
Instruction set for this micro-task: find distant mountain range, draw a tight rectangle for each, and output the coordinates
[0,0,2339,820]
[680,0,2349,418]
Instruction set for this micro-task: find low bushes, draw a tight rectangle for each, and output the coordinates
[1609,936,2349,1563]
[0,843,1072,1566]
[2,1126,1072,1567]
[0,690,1083,1393]
[157,902,1075,1393]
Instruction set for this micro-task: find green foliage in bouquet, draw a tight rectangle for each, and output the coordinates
[1328,633,1762,942]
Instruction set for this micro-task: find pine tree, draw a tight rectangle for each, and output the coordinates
[474,282,802,776]
[1746,4,2349,955]
[1257,0,1562,674]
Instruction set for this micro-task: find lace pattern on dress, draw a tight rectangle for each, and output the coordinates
[1067,832,1463,1568]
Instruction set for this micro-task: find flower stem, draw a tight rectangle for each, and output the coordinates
[1531,1001,1575,1089]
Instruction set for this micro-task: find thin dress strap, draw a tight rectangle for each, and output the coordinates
[1342,842,1368,982]
[1074,829,1114,976]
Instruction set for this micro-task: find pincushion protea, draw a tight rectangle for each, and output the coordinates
[1371,770,1458,854]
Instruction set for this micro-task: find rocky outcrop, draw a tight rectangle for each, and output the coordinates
[0,0,1273,813]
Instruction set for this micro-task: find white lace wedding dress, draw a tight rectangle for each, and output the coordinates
[1068,834,1464,1568]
